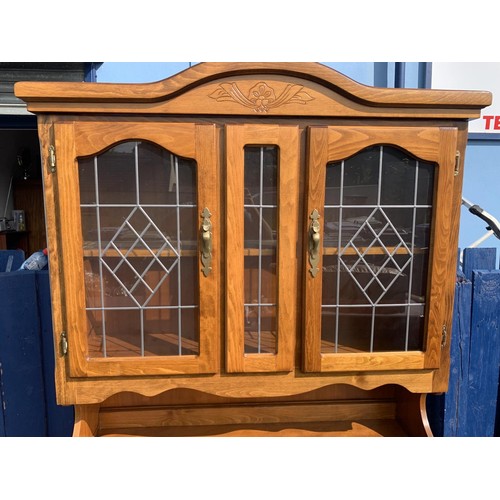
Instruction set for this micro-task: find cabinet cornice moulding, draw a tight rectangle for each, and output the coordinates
[14,62,492,115]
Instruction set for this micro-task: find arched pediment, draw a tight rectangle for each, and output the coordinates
[15,62,492,119]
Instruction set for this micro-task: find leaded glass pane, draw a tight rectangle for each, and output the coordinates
[321,145,434,353]
[79,141,199,358]
[243,146,278,354]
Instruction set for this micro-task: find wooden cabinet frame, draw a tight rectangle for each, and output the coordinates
[15,63,491,436]
[51,121,220,377]
[226,124,299,373]
[304,125,458,372]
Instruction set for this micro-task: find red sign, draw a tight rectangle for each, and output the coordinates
[483,116,500,130]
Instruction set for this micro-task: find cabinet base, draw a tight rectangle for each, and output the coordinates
[72,385,432,437]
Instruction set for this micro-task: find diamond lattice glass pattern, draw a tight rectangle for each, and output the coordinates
[321,145,434,354]
[79,141,199,358]
[101,206,179,307]
[340,207,412,305]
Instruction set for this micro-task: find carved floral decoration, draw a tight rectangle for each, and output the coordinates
[209,81,314,112]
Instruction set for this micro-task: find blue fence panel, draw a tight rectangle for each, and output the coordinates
[466,269,500,436]
[0,271,47,436]
[35,271,74,436]
[0,268,74,437]
[428,247,500,437]
[463,247,497,281]
[445,276,473,436]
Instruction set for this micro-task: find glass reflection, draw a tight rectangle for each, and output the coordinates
[79,141,199,358]
[321,145,435,353]
[244,146,278,354]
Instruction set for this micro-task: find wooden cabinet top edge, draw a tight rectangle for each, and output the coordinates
[14,62,492,115]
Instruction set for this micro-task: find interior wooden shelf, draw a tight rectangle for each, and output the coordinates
[81,245,426,258]
[323,246,428,256]
[87,331,199,358]
[100,419,410,437]
[83,248,197,258]
[321,341,365,354]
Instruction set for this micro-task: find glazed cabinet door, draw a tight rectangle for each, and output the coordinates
[226,124,300,372]
[52,121,220,377]
[304,126,458,372]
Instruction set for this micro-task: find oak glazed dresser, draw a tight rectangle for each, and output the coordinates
[15,63,492,436]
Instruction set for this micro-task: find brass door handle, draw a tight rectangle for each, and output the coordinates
[201,207,212,277]
[309,209,320,277]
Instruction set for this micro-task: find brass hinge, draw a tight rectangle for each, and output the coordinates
[48,145,56,173]
[454,150,461,176]
[60,331,68,356]
[441,324,447,348]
